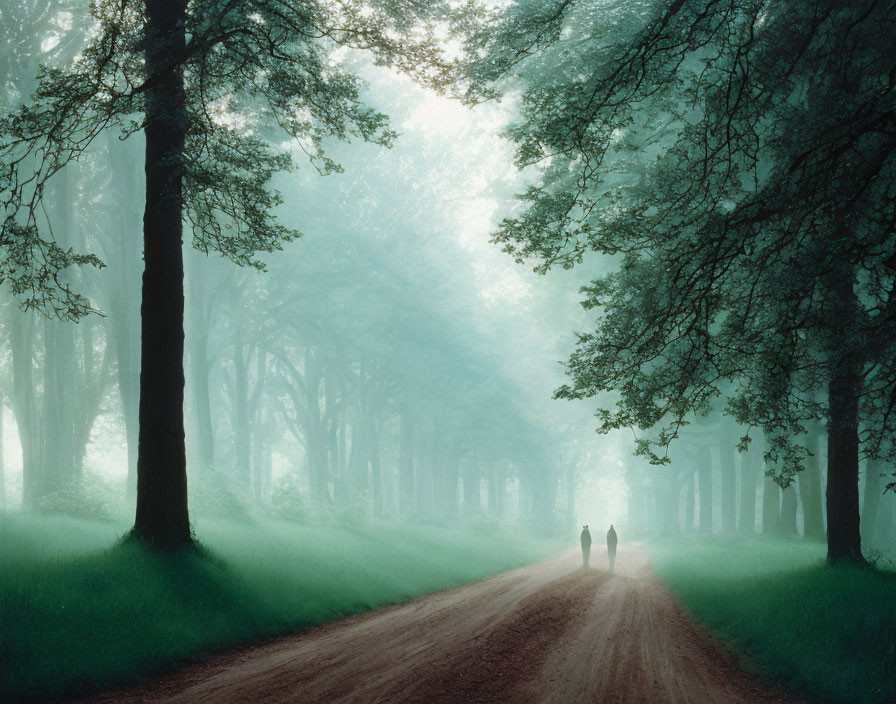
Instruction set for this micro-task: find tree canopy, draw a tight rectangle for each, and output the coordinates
[472,0,896,561]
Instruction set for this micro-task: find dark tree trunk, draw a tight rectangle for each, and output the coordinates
[697,445,713,533]
[719,439,736,534]
[132,0,191,546]
[798,426,826,541]
[861,460,883,545]
[825,366,863,562]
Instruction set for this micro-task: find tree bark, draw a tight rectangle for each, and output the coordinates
[132,0,191,546]
[825,365,863,562]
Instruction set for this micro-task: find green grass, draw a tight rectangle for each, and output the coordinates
[0,512,559,702]
[649,538,896,704]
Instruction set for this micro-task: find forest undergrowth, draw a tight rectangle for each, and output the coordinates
[650,538,896,704]
[0,512,559,702]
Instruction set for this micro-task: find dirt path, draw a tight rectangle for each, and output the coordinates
[82,544,796,704]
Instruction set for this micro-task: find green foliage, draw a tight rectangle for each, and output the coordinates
[0,0,472,316]
[650,539,896,704]
[268,471,307,522]
[32,472,128,522]
[0,512,558,703]
[188,474,253,521]
[472,0,896,470]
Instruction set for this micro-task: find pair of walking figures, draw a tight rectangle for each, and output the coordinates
[580,524,617,572]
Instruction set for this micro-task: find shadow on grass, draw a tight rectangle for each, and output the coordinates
[2,538,285,703]
[1,513,561,703]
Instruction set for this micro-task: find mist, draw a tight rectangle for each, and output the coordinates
[2,2,894,703]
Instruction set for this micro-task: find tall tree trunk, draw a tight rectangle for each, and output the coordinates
[719,438,736,534]
[133,0,191,546]
[798,426,826,541]
[825,364,863,562]
[697,445,713,533]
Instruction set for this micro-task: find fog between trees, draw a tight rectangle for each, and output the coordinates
[0,1,894,560]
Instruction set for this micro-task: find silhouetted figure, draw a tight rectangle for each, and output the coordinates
[607,524,618,572]
[580,525,592,568]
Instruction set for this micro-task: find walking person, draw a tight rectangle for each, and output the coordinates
[607,524,618,572]
[580,525,592,568]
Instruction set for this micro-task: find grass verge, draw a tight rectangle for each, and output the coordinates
[649,538,896,704]
[0,512,558,702]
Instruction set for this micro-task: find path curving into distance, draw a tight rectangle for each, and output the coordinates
[81,545,798,704]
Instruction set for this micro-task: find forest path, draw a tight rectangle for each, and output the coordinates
[83,544,797,704]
